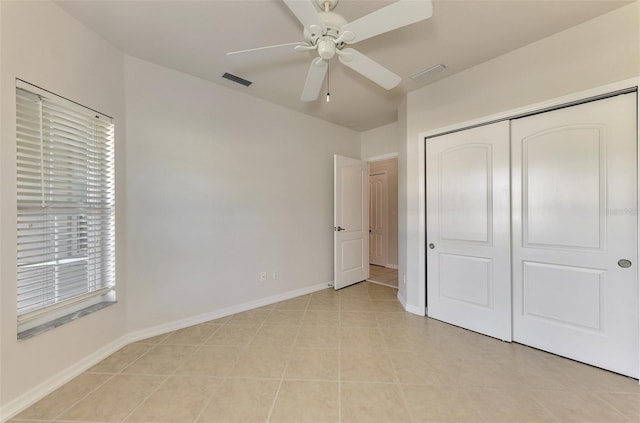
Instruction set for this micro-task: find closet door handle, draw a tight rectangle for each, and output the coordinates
[428,243,435,250]
[618,259,632,268]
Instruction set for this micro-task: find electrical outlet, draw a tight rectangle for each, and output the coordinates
[259,271,267,282]
[272,270,278,280]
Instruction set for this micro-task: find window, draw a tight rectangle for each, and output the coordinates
[16,80,115,339]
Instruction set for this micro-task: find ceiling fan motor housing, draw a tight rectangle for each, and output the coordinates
[304,11,347,47]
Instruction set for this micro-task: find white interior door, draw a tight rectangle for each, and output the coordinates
[369,172,388,267]
[334,155,369,290]
[426,121,512,341]
[512,93,638,377]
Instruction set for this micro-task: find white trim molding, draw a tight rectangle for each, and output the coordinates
[0,337,128,422]
[421,78,639,139]
[405,303,425,316]
[365,152,398,162]
[127,282,330,343]
[398,290,425,316]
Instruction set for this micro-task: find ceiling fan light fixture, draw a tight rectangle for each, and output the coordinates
[318,39,336,60]
[410,63,447,83]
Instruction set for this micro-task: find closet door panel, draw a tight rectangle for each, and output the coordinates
[523,127,603,249]
[512,93,638,378]
[426,121,511,341]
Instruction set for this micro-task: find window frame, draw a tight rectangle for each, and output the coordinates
[15,80,116,339]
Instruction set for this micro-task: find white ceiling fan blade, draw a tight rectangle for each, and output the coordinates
[226,42,306,57]
[340,0,433,44]
[301,57,328,102]
[338,48,401,90]
[282,0,326,36]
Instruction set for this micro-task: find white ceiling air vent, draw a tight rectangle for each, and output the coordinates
[410,64,447,83]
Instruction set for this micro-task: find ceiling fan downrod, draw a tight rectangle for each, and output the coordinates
[316,0,339,13]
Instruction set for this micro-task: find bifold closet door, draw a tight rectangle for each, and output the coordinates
[512,93,639,378]
[426,121,512,341]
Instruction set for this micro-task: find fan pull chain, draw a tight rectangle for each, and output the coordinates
[326,62,331,103]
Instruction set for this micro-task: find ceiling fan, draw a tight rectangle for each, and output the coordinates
[226,0,433,102]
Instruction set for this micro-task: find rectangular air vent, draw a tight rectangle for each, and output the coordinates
[410,64,447,83]
[222,72,252,87]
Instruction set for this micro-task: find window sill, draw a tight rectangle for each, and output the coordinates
[18,301,117,341]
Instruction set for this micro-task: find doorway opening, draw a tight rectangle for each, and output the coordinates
[366,156,398,289]
[368,264,398,288]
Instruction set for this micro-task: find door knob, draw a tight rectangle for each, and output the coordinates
[335,226,345,232]
[428,243,435,250]
[618,259,632,268]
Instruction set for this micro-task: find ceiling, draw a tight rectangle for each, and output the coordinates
[56,0,632,132]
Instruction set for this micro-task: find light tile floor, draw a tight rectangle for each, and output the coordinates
[11,282,640,422]
[368,264,398,288]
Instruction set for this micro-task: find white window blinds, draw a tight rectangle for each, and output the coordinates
[16,81,115,336]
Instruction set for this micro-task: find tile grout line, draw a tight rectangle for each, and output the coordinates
[385,360,415,423]
[264,296,311,423]
[194,305,278,423]
[48,335,176,422]
[526,390,572,423]
[46,373,116,422]
[118,326,218,423]
[530,388,634,423]
[597,391,640,421]
[184,322,229,423]
[373,285,414,423]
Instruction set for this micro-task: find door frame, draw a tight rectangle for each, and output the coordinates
[417,77,640,373]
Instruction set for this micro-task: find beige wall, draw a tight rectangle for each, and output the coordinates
[369,159,398,268]
[124,56,360,332]
[0,0,127,414]
[360,122,398,159]
[398,2,640,312]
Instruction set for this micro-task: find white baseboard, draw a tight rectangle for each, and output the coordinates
[127,281,331,343]
[397,292,425,316]
[1,281,331,422]
[405,303,426,316]
[1,336,129,422]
